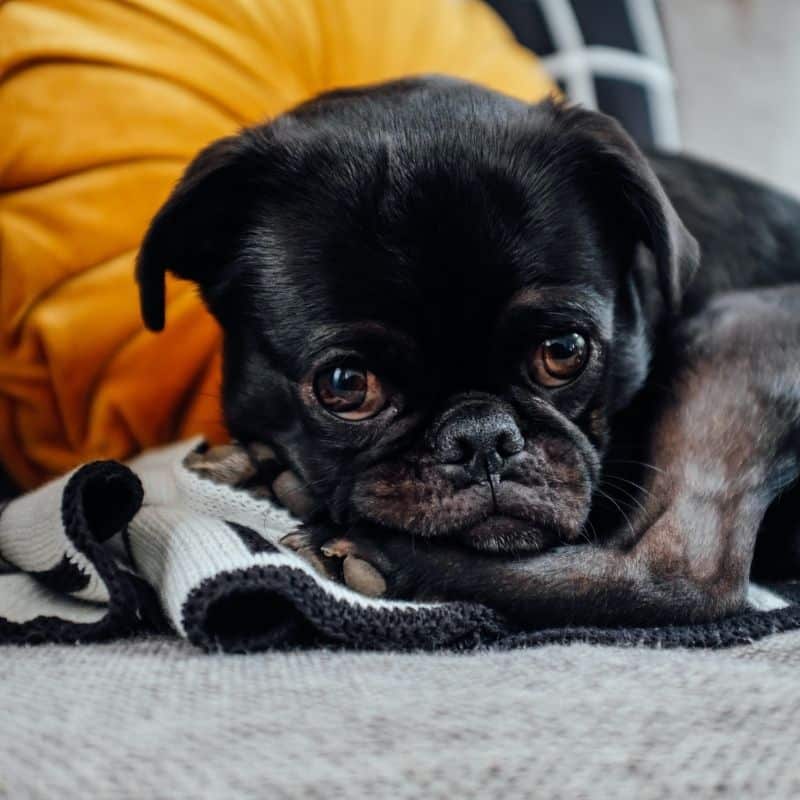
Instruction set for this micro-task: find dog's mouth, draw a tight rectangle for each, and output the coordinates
[350,465,592,553]
[453,480,576,552]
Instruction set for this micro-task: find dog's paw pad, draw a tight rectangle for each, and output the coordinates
[320,538,387,597]
[342,556,387,597]
[272,470,318,520]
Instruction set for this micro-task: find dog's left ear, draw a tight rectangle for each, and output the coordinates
[136,134,259,331]
[553,104,700,316]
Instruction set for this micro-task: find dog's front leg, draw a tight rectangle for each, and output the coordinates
[283,506,762,625]
[286,287,800,626]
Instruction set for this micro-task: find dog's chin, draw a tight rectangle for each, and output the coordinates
[456,515,561,553]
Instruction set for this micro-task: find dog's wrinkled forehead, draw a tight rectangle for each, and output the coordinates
[137,77,699,341]
[237,100,616,371]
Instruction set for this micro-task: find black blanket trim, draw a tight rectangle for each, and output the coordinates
[181,563,800,653]
[181,566,507,653]
[492,602,800,651]
[2,458,800,651]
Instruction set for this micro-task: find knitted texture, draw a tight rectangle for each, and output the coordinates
[0,439,799,652]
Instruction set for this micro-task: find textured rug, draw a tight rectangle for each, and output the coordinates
[1,439,799,653]
[4,634,800,798]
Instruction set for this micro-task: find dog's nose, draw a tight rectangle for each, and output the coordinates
[432,403,524,477]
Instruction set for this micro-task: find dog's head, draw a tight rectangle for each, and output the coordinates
[137,77,698,552]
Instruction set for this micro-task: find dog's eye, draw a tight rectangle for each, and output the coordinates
[313,362,388,420]
[528,333,589,387]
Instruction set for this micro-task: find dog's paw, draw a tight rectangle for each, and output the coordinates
[281,525,403,598]
[184,443,259,486]
[185,441,319,520]
[280,526,344,584]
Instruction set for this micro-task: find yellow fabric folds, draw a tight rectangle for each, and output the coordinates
[0,0,554,488]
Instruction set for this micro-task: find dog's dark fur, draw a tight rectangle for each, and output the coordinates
[138,77,800,625]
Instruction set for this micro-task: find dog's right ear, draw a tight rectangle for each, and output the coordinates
[136,134,256,331]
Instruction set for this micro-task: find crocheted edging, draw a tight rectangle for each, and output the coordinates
[181,564,508,654]
[490,602,800,651]
[181,561,800,653]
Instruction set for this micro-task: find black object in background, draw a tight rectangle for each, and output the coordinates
[487,0,679,151]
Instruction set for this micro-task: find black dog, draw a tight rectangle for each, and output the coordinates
[137,77,800,625]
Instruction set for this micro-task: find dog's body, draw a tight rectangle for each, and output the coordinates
[138,77,800,625]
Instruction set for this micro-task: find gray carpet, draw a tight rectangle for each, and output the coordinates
[2,633,799,798]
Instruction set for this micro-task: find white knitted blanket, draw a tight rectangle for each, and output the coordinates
[1,439,798,652]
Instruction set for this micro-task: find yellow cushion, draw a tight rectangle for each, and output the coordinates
[0,0,554,488]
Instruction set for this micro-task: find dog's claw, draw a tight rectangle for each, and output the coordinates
[320,538,353,558]
[280,530,342,581]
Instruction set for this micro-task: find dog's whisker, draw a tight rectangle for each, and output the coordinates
[603,492,645,518]
[577,526,593,546]
[594,487,635,539]
[599,480,648,519]
[604,459,666,475]
[603,474,655,499]
[582,518,600,545]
